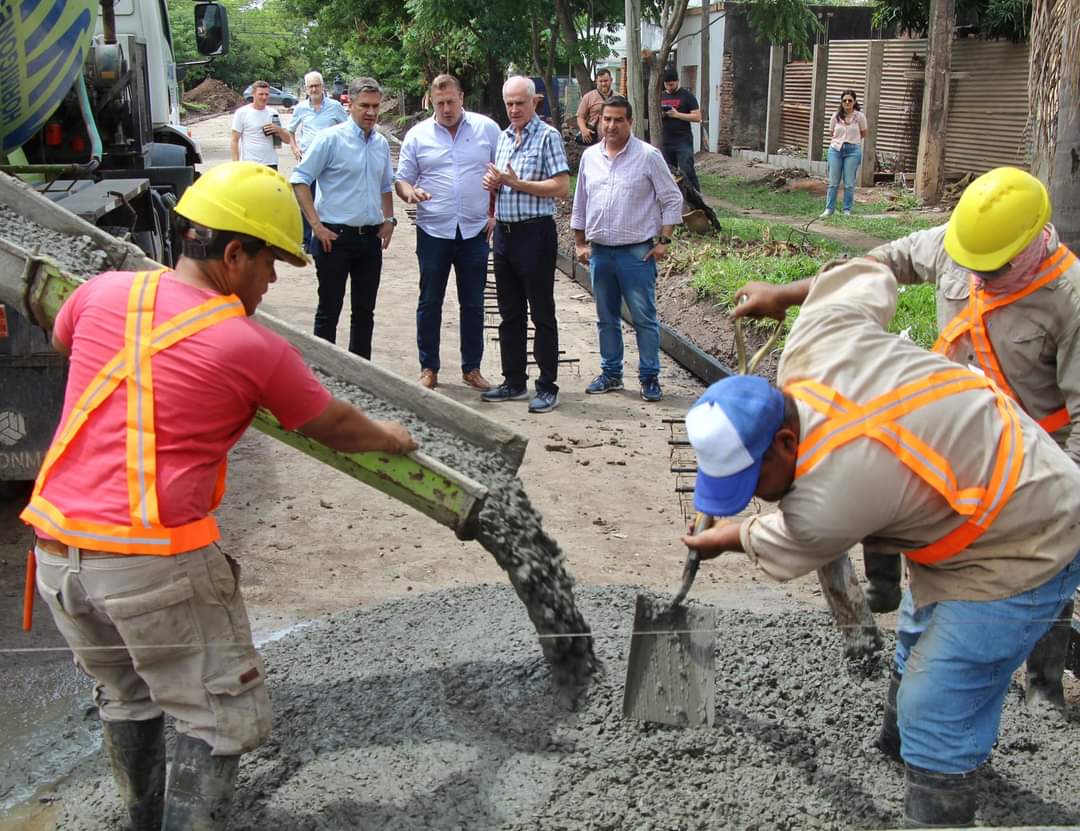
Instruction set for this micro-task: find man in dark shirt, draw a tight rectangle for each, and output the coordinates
[659,67,702,192]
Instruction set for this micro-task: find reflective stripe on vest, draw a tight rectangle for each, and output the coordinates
[933,245,1077,433]
[787,367,1024,565]
[21,270,246,555]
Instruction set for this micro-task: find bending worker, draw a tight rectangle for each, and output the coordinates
[736,166,1078,713]
[20,162,416,830]
[682,258,1080,828]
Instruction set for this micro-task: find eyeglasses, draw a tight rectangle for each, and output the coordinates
[308,84,324,89]
[842,98,855,104]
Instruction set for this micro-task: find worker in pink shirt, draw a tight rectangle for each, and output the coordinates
[21,161,416,830]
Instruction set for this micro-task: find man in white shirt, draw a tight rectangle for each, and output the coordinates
[395,74,502,391]
[231,81,293,169]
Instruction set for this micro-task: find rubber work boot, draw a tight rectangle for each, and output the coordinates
[863,550,902,613]
[903,763,977,828]
[102,715,166,831]
[162,734,240,831]
[1024,598,1074,715]
[874,668,902,763]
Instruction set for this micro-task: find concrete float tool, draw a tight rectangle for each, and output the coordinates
[623,311,782,727]
[0,172,527,625]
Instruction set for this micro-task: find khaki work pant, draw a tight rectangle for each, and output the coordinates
[35,541,271,755]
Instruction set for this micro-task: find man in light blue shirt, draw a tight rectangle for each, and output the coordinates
[290,77,396,360]
[288,70,348,248]
[395,74,501,392]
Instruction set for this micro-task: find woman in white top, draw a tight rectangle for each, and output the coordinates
[821,89,869,217]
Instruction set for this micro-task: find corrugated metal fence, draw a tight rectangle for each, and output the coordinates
[780,60,811,152]
[945,39,1030,174]
[780,37,1029,176]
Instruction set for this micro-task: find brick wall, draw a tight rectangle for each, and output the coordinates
[718,52,734,155]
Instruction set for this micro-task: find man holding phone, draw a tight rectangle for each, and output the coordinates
[659,67,702,192]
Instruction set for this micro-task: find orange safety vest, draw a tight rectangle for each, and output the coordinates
[933,245,1078,434]
[788,367,1024,565]
[21,269,247,555]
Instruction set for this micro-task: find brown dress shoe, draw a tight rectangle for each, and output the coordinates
[462,369,493,391]
[419,369,438,389]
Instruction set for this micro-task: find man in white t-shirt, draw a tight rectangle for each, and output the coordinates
[231,80,293,169]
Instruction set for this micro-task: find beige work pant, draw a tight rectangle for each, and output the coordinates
[35,542,271,755]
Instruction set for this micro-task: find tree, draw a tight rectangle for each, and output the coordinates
[1029,0,1080,249]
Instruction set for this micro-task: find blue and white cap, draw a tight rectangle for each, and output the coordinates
[685,375,786,516]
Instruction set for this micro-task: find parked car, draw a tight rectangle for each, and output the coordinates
[242,84,296,108]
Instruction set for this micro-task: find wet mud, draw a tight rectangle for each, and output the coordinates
[47,584,1080,830]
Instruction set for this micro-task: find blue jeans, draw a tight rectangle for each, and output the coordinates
[826,143,862,212]
[893,550,1080,774]
[589,242,661,381]
[415,226,489,373]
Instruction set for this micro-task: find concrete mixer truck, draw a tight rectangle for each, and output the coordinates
[0,0,229,480]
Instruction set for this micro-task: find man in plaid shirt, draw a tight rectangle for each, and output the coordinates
[481,76,570,414]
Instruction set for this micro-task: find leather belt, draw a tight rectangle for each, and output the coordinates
[496,216,553,233]
[324,223,382,236]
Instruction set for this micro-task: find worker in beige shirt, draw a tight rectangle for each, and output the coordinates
[738,166,1080,715]
[575,68,613,145]
[681,258,1080,828]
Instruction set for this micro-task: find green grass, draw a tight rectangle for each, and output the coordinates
[697,174,945,241]
[669,213,939,349]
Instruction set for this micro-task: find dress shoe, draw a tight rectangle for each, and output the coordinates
[419,369,438,389]
[462,369,493,391]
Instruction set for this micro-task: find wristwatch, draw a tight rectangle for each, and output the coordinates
[384,216,398,226]
[655,235,672,245]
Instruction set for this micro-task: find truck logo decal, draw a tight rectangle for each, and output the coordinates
[0,410,27,446]
[0,0,96,152]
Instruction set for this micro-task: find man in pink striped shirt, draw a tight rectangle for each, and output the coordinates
[571,95,683,401]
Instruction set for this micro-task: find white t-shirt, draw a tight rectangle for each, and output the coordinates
[231,103,279,166]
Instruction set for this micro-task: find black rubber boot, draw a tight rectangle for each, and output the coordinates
[102,716,166,831]
[903,763,977,828]
[874,668,902,763]
[162,734,240,831]
[864,550,902,613]
[1025,599,1073,714]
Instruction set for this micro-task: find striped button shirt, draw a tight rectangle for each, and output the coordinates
[570,136,683,246]
[493,114,570,222]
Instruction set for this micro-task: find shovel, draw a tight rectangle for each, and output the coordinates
[623,312,784,727]
[623,514,718,727]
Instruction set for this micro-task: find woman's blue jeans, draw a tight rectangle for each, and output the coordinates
[589,242,661,381]
[826,143,862,212]
[892,550,1080,774]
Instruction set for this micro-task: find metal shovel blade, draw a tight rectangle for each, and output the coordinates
[623,593,716,727]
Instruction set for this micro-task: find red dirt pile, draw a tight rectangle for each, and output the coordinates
[182,79,244,117]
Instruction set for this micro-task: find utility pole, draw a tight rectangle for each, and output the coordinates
[915,0,956,204]
[700,2,710,152]
[625,0,644,138]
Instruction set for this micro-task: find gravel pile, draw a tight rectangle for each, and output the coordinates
[317,371,596,689]
[48,584,1080,830]
[0,206,110,277]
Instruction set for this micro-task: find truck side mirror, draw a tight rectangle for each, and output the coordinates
[195,2,229,57]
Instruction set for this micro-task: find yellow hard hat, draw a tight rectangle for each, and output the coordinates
[943,167,1051,272]
[175,162,307,266]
